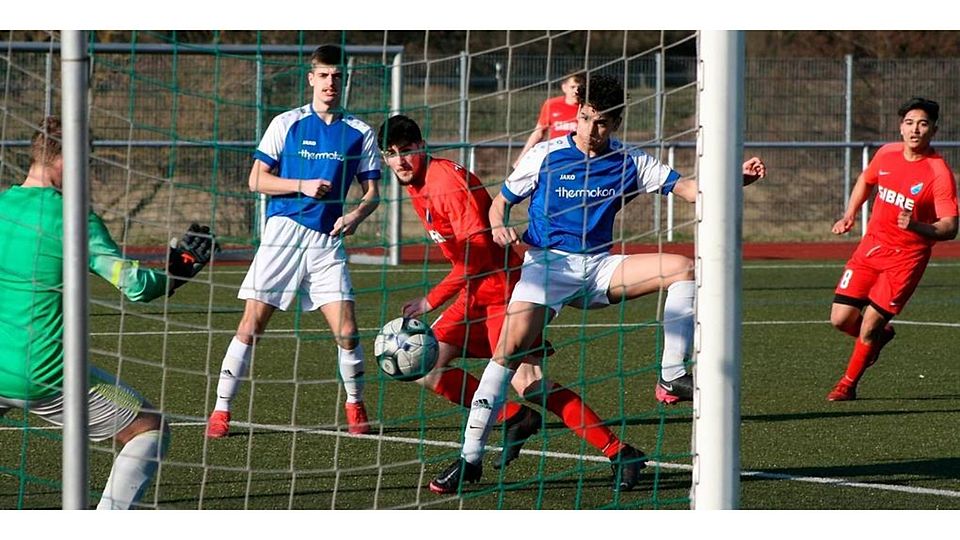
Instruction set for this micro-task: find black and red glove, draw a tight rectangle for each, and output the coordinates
[167,223,219,295]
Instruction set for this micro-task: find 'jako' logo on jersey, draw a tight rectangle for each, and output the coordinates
[559,174,576,181]
[298,149,344,161]
[555,186,617,199]
[876,185,915,211]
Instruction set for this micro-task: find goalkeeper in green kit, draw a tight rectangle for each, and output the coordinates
[0,117,218,509]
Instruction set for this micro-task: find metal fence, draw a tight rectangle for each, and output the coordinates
[3,41,960,245]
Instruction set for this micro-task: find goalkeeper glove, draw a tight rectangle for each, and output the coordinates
[167,223,220,296]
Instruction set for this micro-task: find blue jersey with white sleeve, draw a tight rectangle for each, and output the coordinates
[254,104,381,233]
[502,135,681,254]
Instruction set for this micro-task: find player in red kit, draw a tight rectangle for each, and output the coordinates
[828,97,958,401]
[513,72,584,168]
[377,115,644,487]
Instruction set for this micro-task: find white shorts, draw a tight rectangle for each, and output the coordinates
[239,216,355,311]
[510,248,627,314]
[0,366,145,442]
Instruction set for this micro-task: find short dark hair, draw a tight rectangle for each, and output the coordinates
[311,44,345,68]
[565,72,586,86]
[898,97,939,125]
[30,116,62,166]
[577,74,625,119]
[377,114,423,151]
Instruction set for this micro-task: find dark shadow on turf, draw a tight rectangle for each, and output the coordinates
[744,457,960,484]
[742,407,960,424]
[153,463,693,509]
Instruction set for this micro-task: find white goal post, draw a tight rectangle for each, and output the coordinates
[692,30,745,510]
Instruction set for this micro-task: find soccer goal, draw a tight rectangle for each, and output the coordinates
[0,29,743,510]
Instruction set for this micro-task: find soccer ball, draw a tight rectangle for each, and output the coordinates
[374,317,439,382]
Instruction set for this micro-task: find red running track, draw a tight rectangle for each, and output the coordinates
[125,241,960,265]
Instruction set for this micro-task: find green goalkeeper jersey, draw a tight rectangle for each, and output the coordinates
[0,185,170,400]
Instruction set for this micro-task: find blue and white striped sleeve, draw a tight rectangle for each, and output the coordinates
[631,149,681,195]
[501,143,547,204]
[253,113,289,169]
[356,124,383,181]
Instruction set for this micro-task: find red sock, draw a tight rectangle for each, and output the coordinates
[541,384,624,458]
[432,367,520,422]
[843,338,877,386]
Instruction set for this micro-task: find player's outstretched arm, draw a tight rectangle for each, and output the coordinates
[671,156,767,204]
[87,212,170,303]
[401,297,433,318]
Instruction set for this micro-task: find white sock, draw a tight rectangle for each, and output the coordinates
[215,337,252,412]
[338,344,365,404]
[97,429,168,510]
[462,361,515,465]
[662,280,695,381]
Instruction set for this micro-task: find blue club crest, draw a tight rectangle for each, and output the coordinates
[910,182,924,195]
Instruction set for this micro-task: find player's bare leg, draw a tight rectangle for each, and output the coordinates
[829,304,894,401]
[207,299,276,438]
[320,299,369,434]
[830,302,863,338]
[607,253,695,403]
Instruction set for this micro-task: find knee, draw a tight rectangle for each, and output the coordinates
[512,365,550,400]
[678,258,694,281]
[830,310,859,337]
[116,410,166,446]
[663,257,694,286]
[858,317,887,343]
[829,313,849,331]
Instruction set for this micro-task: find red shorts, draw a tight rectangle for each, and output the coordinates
[834,240,931,316]
[431,272,547,359]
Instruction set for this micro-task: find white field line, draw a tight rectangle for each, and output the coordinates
[3,420,958,499]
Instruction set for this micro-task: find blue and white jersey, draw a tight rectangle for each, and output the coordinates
[254,104,382,233]
[502,134,681,254]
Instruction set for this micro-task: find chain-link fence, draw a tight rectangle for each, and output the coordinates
[3,42,959,244]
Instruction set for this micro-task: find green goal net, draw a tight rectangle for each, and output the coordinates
[0,29,702,510]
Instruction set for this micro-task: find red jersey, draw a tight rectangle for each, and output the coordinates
[537,96,579,139]
[407,158,523,308]
[863,142,958,252]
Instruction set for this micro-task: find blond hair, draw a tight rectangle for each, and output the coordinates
[30,116,62,166]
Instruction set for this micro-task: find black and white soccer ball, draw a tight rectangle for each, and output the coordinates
[374,317,439,382]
